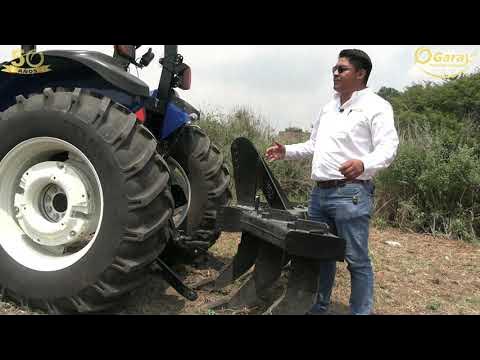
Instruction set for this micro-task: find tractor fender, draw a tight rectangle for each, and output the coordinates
[0,50,148,112]
[41,50,149,97]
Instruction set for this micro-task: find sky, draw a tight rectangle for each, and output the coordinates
[1,45,479,132]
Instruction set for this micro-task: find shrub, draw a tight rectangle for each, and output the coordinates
[198,106,312,204]
[374,71,480,242]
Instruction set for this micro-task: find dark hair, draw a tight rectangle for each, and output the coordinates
[339,49,372,84]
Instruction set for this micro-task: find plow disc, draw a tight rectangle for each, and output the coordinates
[195,138,346,315]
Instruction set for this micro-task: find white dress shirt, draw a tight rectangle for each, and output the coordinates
[285,88,399,181]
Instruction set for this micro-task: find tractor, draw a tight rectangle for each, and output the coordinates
[0,45,231,313]
[0,45,345,315]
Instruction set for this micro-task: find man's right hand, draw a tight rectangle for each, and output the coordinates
[265,141,286,161]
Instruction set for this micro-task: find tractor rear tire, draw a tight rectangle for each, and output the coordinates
[0,88,174,314]
[166,125,231,259]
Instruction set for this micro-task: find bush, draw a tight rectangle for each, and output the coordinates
[375,133,480,242]
[198,106,312,204]
[376,77,480,242]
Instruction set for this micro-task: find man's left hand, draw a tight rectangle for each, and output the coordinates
[339,160,364,180]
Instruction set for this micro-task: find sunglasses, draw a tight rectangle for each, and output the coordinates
[332,65,352,74]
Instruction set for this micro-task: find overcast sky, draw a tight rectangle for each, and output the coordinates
[1,45,479,131]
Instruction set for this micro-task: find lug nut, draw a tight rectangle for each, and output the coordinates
[70,231,76,237]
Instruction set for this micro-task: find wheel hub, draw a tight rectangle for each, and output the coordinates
[14,161,95,247]
[40,184,67,222]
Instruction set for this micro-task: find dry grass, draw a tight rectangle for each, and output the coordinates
[365,228,480,315]
[0,301,34,315]
[196,228,480,315]
[1,227,479,315]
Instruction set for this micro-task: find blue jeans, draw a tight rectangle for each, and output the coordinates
[308,181,375,315]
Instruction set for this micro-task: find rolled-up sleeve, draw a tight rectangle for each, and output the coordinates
[360,104,399,175]
[284,112,321,160]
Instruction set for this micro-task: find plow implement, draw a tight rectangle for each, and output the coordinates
[195,138,346,315]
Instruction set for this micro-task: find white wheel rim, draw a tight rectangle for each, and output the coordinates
[167,157,191,229]
[0,137,104,271]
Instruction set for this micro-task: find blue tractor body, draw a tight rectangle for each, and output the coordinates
[0,48,197,141]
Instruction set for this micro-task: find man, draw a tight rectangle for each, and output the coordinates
[266,49,399,315]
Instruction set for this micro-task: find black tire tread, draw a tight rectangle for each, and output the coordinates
[171,125,231,250]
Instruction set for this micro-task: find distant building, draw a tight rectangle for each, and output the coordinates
[278,127,310,143]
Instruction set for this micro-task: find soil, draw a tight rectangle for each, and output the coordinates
[1,227,479,315]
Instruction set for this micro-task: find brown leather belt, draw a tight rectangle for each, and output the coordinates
[315,179,370,189]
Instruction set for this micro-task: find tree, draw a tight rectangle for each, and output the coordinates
[377,86,401,102]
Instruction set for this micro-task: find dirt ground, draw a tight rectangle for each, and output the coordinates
[1,227,479,315]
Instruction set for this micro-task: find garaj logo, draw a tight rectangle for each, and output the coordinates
[2,49,51,75]
[414,47,477,79]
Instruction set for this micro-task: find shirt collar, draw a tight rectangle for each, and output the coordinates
[334,87,371,110]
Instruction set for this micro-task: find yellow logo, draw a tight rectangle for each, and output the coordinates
[414,47,477,79]
[2,49,51,75]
